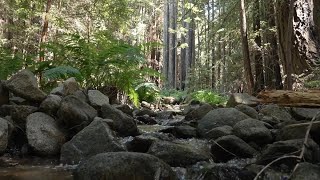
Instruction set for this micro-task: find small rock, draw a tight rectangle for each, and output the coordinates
[156,110,174,120]
[74,152,177,180]
[62,77,80,95]
[211,135,257,162]
[5,69,46,102]
[163,96,177,104]
[226,93,258,107]
[9,96,27,105]
[233,118,273,145]
[39,94,62,116]
[60,118,125,164]
[26,112,66,155]
[136,115,157,125]
[50,86,64,96]
[174,125,197,138]
[135,108,157,117]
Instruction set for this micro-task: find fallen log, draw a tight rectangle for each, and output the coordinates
[257,90,320,107]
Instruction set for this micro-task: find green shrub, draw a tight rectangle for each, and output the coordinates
[135,82,160,103]
[305,80,320,89]
[160,89,187,102]
[191,90,227,105]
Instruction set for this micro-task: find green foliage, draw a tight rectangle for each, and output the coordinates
[305,80,320,89]
[43,66,82,82]
[191,90,227,105]
[160,89,187,102]
[42,31,159,106]
[135,82,160,103]
[0,48,26,79]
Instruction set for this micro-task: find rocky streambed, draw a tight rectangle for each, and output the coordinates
[0,69,320,180]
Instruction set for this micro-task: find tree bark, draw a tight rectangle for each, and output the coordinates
[39,0,52,62]
[240,0,254,94]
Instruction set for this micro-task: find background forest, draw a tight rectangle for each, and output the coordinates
[1,0,320,105]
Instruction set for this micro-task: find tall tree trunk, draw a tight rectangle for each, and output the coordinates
[264,0,282,90]
[163,0,170,86]
[39,0,52,62]
[180,0,187,90]
[240,0,254,94]
[211,0,216,89]
[168,0,177,88]
[253,0,264,93]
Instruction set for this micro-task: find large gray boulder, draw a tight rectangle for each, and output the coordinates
[233,118,273,145]
[147,140,211,167]
[74,152,177,180]
[205,125,233,140]
[211,135,257,162]
[257,139,320,166]
[5,69,46,102]
[259,104,294,122]
[197,108,250,138]
[0,118,8,154]
[101,104,138,136]
[61,118,125,164]
[57,95,97,129]
[88,90,109,108]
[39,94,62,116]
[291,162,320,180]
[26,112,66,155]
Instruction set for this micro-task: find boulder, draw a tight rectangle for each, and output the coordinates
[0,118,8,153]
[50,86,64,96]
[197,108,250,138]
[174,125,197,138]
[211,135,257,162]
[87,90,109,108]
[156,110,174,120]
[276,121,320,145]
[290,162,320,180]
[39,94,62,116]
[73,90,88,103]
[0,81,9,106]
[233,118,273,145]
[235,104,259,119]
[5,69,46,102]
[57,95,97,130]
[113,104,133,116]
[9,96,27,105]
[257,139,320,166]
[101,104,138,136]
[126,133,174,153]
[291,108,320,121]
[185,103,213,121]
[136,115,157,125]
[61,118,125,164]
[10,105,38,129]
[226,93,258,107]
[26,112,66,155]
[74,152,177,180]
[62,77,80,95]
[259,104,294,122]
[205,125,233,140]
[147,140,211,167]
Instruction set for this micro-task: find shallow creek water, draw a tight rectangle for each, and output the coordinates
[0,155,74,180]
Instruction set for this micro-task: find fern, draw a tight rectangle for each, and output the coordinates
[43,66,82,81]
